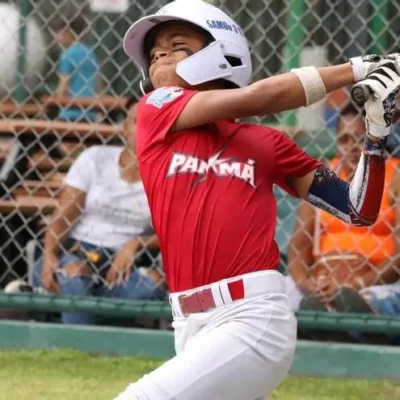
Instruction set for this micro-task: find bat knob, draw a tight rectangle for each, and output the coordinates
[351,84,371,105]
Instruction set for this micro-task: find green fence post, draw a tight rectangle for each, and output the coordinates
[15,0,33,104]
[282,0,305,127]
[369,0,389,54]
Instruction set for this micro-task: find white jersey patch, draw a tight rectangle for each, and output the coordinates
[146,86,184,109]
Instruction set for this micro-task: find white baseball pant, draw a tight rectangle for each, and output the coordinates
[284,274,306,311]
[113,270,297,400]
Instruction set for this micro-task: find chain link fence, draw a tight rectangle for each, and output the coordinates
[0,0,399,322]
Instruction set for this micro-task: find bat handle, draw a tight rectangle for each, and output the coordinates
[351,83,372,106]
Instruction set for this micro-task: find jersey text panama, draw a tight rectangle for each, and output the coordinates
[167,150,256,187]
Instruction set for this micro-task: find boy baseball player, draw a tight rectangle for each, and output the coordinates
[115,1,400,399]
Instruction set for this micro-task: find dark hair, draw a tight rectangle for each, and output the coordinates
[125,97,138,110]
[339,102,366,118]
[65,18,87,36]
[123,97,138,120]
[336,102,366,131]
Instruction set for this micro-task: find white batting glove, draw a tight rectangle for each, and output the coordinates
[361,59,400,138]
[350,53,400,82]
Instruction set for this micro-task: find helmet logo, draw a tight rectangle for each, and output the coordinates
[206,20,244,37]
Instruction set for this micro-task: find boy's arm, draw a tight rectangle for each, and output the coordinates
[56,75,69,99]
[291,63,400,227]
[56,47,74,99]
[171,55,399,132]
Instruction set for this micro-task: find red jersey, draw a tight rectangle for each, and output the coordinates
[137,86,321,292]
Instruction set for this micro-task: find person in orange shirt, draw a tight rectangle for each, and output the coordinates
[285,102,400,312]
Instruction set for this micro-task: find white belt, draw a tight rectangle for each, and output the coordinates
[169,270,285,318]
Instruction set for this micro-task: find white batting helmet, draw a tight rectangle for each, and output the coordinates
[123,0,252,94]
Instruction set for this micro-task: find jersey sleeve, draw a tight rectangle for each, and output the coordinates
[136,86,198,160]
[273,129,321,197]
[63,147,96,192]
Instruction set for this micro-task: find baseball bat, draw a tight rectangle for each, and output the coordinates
[350,83,372,105]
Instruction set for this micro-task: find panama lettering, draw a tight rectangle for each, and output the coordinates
[167,150,256,187]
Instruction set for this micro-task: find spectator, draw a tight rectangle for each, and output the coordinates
[358,280,400,316]
[285,103,400,312]
[386,96,400,156]
[55,18,99,122]
[33,101,166,325]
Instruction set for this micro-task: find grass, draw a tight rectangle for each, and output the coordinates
[0,349,399,400]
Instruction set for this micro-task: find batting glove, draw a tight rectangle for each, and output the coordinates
[350,53,400,82]
[361,59,400,138]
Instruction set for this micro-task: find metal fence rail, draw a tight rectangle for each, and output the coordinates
[2,292,400,334]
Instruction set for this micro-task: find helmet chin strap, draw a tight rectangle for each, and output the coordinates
[140,77,154,94]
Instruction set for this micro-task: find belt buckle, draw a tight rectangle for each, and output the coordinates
[177,293,191,317]
[177,289,216,317]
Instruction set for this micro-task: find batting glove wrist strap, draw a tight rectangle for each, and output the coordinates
[350,53,400,82]
[366,119,391,139]
[350,56,369,82]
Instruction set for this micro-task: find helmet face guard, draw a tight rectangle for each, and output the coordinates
[140,21,211,94]
[123,1,252,94]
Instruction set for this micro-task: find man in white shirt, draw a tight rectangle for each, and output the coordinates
[33,101,166,324]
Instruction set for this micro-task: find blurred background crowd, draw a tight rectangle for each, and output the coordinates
[0,0,400,342]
